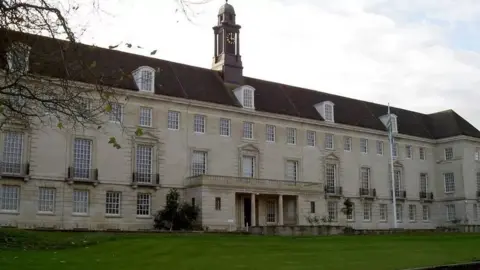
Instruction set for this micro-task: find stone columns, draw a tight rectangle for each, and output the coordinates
[278,194,284,226]
[251,193,256,227]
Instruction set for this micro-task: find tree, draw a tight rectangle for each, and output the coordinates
[0,0,208,147]
[154,188,200,231]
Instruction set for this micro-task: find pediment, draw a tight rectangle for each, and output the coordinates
[325,152,339,161]
[238,143,259,152]
[132,130,160,142]
[393,160,403,168]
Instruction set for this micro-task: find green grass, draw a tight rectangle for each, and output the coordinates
[1,230,480,270]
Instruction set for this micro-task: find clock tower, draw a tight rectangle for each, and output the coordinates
[212,0,243,85]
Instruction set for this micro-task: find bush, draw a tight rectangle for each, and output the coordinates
[154,188,200,231]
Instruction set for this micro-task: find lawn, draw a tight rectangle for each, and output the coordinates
[1,230,480,270]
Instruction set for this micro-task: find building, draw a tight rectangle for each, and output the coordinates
[1,2,480,231]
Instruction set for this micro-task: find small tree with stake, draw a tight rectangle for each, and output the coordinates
[154,188,200,231]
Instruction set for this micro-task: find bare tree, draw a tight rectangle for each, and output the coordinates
[0,0,208,148]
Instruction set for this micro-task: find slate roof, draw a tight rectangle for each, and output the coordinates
[2,29,480,140]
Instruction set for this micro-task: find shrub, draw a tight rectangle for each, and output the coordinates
[154,188,200,231]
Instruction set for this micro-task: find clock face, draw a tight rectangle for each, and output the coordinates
[226,32,235,44]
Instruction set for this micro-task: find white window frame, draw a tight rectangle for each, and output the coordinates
[285,160,298,182]
[266,125,276,142]
[0,185,20,212]
[444,172,455,193]
[360,167,370,190]
[139,107,153,127]
[444,147,453,160]
[2,131,24,175]
[327,201,337,222]
[420,173,428,193]
[360,138,368,154]
[408,204,416,222]
[363,202,372,221]
[376,140,383,155]
[324,134,334,150]
[243,122,254,139]
[405,145,412,159]
[266,199,276,223]
[324,103,334,122]
[306,130,316,146]
[7,42,30,73]
[132,66,155,93]
[475,148,480,161]
[191,150,207,176]
[344,136,352,152]
[392,143,398,158]
[325,163,337,189]
[193,114,206,134]
[108,103,123,123]
[396,203,403,222]
[105,191,121,216]
[346,203,355,221]
[242,155,256,178]
[286,127,296,145]
[422,205,430,221]
[219,118,231,137]
[243,88,254,109]
[72,189,89,215]
[419,147,426,160]
[38,187,56,213]
[72,138,93,179]
[135,144,154,183]
[446,204,456,221]
[379,204,388,222]
[167,111,180,130]
[136,193,151,217]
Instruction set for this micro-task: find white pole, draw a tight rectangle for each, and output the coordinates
[388,104,398,229]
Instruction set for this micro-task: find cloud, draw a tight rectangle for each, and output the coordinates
[69,0,480,129]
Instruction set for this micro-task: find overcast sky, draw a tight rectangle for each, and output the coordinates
[69,0,480,129]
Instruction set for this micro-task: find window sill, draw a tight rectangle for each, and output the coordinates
[37,212,55,216]
[167,128,179,131]
[136,215,153,220]
[193,131,205,135]
[0,211,19,215]
[219,134,231,138]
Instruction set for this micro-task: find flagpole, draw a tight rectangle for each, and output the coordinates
[388,103,398,229]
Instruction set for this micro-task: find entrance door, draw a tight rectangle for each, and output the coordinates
[243,198,251,227]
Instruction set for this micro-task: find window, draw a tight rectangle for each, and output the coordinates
[215,197,221,210]
[243,122,254,139]
[72,190,89,215]
[394,169,402,194]
[266,125,275,142]
[105,191,121,216]
[243,88,254,108]
[108,103,123,122]
[286,127,296,144]
[376,141,383,155]
[0,185,20,212]
[285,160,298,182]
[405,145,412,159]
[324,134,334,150]
[136,193,151,216]
[325,163,336,189]
[38,187,55,213]
[193,114,206,133]
[327,201,337,222]
[408,204,416,221]
[446,204,455,221]
[167,111,180,130]
[135,144,153,183]
[347,203,355,221]
[360,138,368,153]
[324,103,334,122]
[474,204,478,221]
[139,107,152,127]
[7,42,30,73]
[363,203,372,221]
[475,148,480,161]
[73,138,93,179]
[310,201,315,213]
[420,173,428,193]
[419,147,426,160]
[192,151,207,176]
[444,172,455,193]
[391,116,398,133]
[266,199,276,223]
[133,68,155,92]
[306,130,316,146]
[422,205,430,221]
[391,143,397,158]
[344,137,352,151]
[2,131,24,174]
[242,155,255,178]
[219,118,231,136]
[379,204,388,221]
[360,167,370,190]
[396,204,403,222]
[445,147,453,160]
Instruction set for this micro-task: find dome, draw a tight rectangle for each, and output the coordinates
[218,2,235,15]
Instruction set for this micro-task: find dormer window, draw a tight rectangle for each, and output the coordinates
[132,66,155,93]
[233,85,255,109]
[7,42,30,73]
[379,113,398,134]
[314,101,335,122]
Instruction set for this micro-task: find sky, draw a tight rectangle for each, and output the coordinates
[66,0,480,129]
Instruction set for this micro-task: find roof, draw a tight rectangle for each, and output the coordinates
[2,29,480,140]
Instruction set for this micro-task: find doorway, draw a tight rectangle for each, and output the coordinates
[243,198,251,227]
